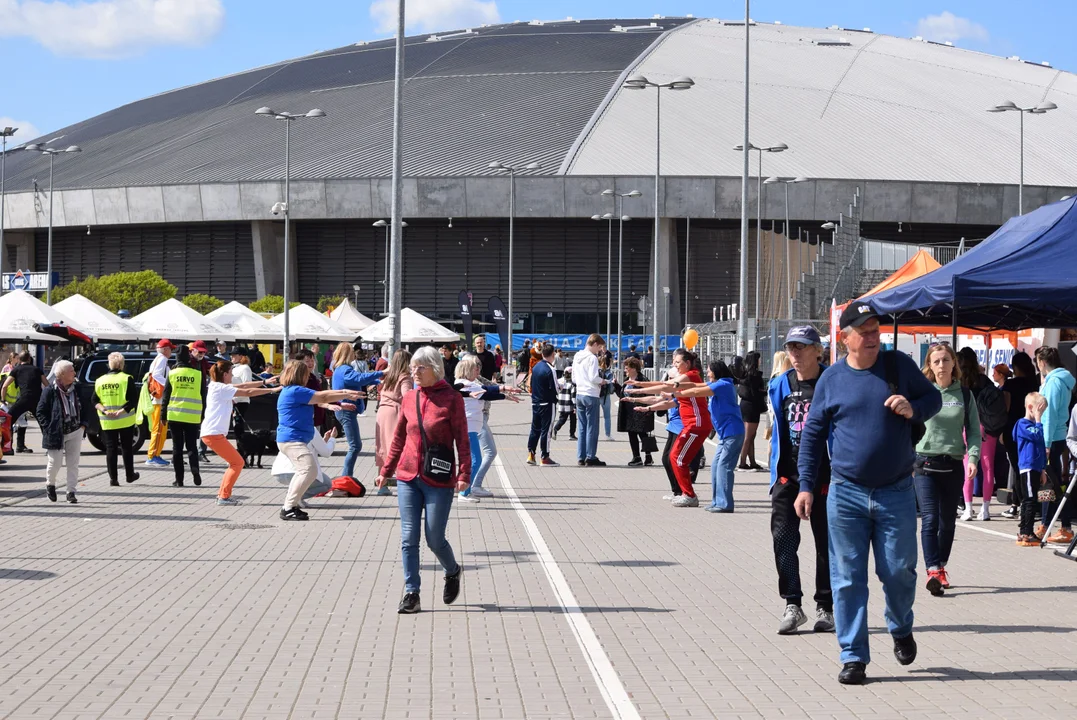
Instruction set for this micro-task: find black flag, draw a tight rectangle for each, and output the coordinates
[459,290,474,350]
[488,296,509,353]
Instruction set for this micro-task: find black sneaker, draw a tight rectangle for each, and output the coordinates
[644,455,654,466]
[66,493,77,504]
[17,447,33,454]
[627,457,643,467]
[280,507,309,521]
[192,476,202,487]
[838,662,866,685]
[577,460,586,467]
[126,472,139,484]
[569,435,577,440]
[110,478,120,487]
[46,485,57,502]
[443,565,462,605]
[584,458,606,467]
[172,480,184,487]
[398,592,421,614]
[893,632,917,665]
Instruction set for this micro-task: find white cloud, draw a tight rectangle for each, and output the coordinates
[0,117,43,145]
[370,0,499,35]
[0,0,224,59]
[915,11,989,44]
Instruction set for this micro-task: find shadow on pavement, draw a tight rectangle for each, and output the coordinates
[596,559,680,568]
[0,509,222,522]
[470,603,673,614]
[0,568,58,580]
[867,666,1077,683]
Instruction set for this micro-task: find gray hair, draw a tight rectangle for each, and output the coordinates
[455,353,480,380]
[410,345,445,381]
[381,342,391,359]
[53,360,75,377]
[108,352,125,371]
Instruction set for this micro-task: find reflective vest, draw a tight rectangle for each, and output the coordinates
[94,372,136,430]
[0,372,18,405]
[166,367,203,424]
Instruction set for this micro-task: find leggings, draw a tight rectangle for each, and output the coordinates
[627,431,650,460]
[965,430,996,505]
[661,431,701,495]
[203,434,245,499]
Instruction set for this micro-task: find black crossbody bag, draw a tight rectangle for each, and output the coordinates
[416,390,456,482]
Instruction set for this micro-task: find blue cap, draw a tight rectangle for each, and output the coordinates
[784,326,821,346]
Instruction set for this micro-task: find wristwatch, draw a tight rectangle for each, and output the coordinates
[673,381,681,388]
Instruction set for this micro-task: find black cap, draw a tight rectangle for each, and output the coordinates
[839,300,882,330]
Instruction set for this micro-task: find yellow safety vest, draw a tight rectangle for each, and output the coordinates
[0,372,18,405]
[94,372,136,430]
[166,367,203,424]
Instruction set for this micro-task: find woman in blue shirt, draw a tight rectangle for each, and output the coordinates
[330,342,384,478]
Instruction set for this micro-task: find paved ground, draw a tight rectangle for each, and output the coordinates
[1,401,1076,720]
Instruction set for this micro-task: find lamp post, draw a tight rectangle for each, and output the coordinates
[0,127,17,292]
[23,142,82,304]
[255,106,326,363]
[601,188,640,365]
[373,219,406,315]
[591,212,615,338]
[623,73,694,362]
[737,0,751,354]
[352,284,361,308]
[734,142,787,321]
[987,100,1057,216]
[764,175,807,318]
[489,160,541,356]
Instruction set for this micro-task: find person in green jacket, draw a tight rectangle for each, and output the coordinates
[912,343,980,598]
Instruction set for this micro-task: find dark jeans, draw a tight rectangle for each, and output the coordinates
[170,422,201,484]
[771,477,832,611]
[554,411,576,437]
[102,426,136,482]
[913,457,964,569]
[1044,439,1072,529]
[660,431,700,495]
[8,394,40,444]
[527,403,554,458]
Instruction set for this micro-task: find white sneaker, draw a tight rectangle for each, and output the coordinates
[960,506,973,521]
[662,493,678,501]
[470,487,494,498]
[671,495,699,508]
[778,604,808,635]
[979,505,991,521]
[457,494,480,503]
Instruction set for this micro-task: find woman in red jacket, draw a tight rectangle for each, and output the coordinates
[376,345,471,614]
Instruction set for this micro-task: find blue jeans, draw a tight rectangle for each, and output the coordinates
[471,422,497,491]
[398,479,458,593]
[600,393,612,437]
[828,475,918,665]
[709,434,744,510]
[336,409,361,477]
[461,431,483,497]
[576,395,600,461]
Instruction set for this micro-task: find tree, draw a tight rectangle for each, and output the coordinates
[182,293,224,315]
[249,295,299,315]
[316,295,344,313]
[50,270,176,314]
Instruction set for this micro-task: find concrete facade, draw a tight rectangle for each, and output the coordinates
[250,220,296,299]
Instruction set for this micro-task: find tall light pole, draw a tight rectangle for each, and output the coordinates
[765,175,807,318]
[255,106,326,362]
[489,160,541,356]
[602,188,640,365]
[987,100,1057,215]
[623,73,694,362]
[0,127,17,291]
[734,142,787,321]
[373,219,406,315]
[591,212,614,337]
[23,143,82,304]
[386,0,407,352]
[737,0,750,355]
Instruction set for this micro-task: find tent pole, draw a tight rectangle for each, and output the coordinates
[893,318,899,351]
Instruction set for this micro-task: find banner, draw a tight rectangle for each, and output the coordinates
[459,290,474,350]
[488,296,509,355]
[484,333,682,353]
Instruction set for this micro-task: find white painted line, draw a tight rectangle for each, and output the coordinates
[493,456,641,720]
[954,521,1018,540]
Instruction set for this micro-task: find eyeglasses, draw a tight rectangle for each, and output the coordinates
[411,365,431,373]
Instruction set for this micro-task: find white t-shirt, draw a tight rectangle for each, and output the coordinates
[200,382,238,437]
[231,363,253,404]
[149,352,169,405]
[455,379,485,434]
[271,432,336,477]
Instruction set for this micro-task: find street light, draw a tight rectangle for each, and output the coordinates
[602,188,641,366]
[591,212,615,340]
[764,175,807,318]
[352,284,361,307]
[987,100,1057,215]
[734,142,787,321]
[255,106,326,362]
[489,160,541,356]
[22,142,82,304]
[0,127,17,293]
[373,219,407,315]
[623,73,694,364]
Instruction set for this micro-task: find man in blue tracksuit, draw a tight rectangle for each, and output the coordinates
[797,301,941,686]
[527,343,558,466]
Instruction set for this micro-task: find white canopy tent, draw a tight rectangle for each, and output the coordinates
[271,304,356,343]
[329,298,375,333]
[132,298,236,342]
[207,301,284,343]
[359,307,460,343]
[0,289,93,344]
[53,294,149,342]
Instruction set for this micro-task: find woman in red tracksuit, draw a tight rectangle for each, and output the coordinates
[665,349,712,507]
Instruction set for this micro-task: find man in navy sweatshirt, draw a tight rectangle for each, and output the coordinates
[527,343,559,466]
[796,301,941,686]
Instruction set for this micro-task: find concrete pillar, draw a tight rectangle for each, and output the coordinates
[251,220,295,298]
[2,231,35,273]
[646,217,682,339]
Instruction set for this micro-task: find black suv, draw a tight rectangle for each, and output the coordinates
[74,350,160,453]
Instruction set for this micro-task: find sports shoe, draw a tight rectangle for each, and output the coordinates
[838,662,866,685]
[662,493,678,501]
[540,457,559,467]
[777,604,807,635]
[605,435,613,441]
[978,505,991,521]
[526,452,537,466]
[1047,527,1075,545]
[443,565,462,604]
[926,569,945,596]
[1001,506,1018,519]
[893,632,917,665]
[171,480,184,488]
[377,485,392,496]
[66,493,77,504]
[470,487,494,498]
[960,506,972,521]
[938,567,951,589]
[457,494,480,503]
[577,460,585,466]
[644,456,654,466]
[216,497,239,506]
[813,607,835,633]
[147,456,170,467]
[671,495,699,508]
[569,435,577,440]
[1016,534,1039,547]
[46,485,57,502]
[584,458,606,467]
[279,506,309,521]
[398,592,421,614]
[627,457,643,467]
[16,446,33,454]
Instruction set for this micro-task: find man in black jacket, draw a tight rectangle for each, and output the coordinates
[37,360,86,503]
[527,344,559,466]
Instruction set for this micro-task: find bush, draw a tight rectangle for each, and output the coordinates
[249,295,299,315]
[182,293,224,315]
[316,295,344,313]
[51,270,176,314]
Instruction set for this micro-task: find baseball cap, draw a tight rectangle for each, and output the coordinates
[156,339,174,349]
[188,340,209,353]
[784,326,821,346]
[839,300,882,330]
[230,346,249,357]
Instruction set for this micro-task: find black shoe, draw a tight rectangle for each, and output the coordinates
[893,633,917,666]
[584,458,606,467]
[199,452,209,463]
[644,455,654,466]
[16,446,32,454]
[443,565,462,605]
[577,460,586,467]
[280,507,309,521]
[66,493,77,504]
[192,476,202,487]
[627,457,643,467]
[569,435,577,441]
[172,480,184,487]
[110,478,120,486]
[398,592,421,614]
[838,662,866,685]
[737,463,751,470]
[46,485,57,502]
[126,472,139,484]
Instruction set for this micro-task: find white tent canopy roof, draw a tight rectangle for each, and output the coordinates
[0,289,94,344]
[271,304,356,342]
[329,298,375,333]
[206,301,284,342]
[132,298,236,342]
[359,308,460,343]
[53,294,148,342]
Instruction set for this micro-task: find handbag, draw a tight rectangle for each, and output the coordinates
[415,390,456,482]
[641,434,659,454]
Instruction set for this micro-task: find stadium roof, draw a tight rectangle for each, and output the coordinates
[3,17,1077,193]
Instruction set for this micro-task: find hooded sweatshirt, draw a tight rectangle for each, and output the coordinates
[1040,367,1076,444]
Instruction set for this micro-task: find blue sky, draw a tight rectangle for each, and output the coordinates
[1,0,1073,142]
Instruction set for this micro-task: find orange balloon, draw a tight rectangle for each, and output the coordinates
[683,328,699,350]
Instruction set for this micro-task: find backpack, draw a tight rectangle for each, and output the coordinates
[329,476,366,497]
[974,380,1008,436]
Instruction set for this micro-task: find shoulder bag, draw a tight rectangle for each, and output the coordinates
[415,390,456,482]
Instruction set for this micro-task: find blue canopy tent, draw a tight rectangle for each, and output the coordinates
[869,197,1077,331]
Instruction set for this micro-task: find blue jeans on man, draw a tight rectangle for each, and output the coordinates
[397,479,459,593]
[527,402,554,459]
[827,475,918,665]
[336,409,361,477]
[575,395,600,461]
[709,434,744,510]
